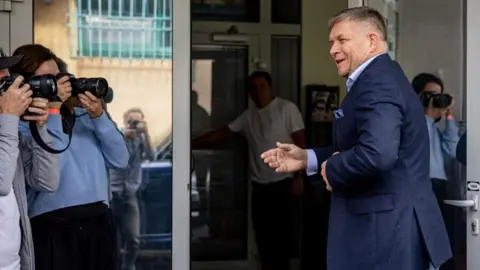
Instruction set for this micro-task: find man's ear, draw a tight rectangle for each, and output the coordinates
[367,32,382,52]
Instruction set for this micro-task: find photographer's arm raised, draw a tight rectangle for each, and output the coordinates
[91,111,129,169]
[0,76,32,195]
[20,124,60,192]
[79,91,129,169]
[0,115,21,196]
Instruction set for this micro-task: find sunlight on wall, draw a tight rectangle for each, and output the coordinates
[33,0,173,146]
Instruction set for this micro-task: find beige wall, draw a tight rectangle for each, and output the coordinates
[33,0,173,146]
[301,0,348,114]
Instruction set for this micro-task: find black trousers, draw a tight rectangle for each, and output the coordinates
[31,202,117,270]
[301,178,330,270]
[431,178,454,270]
[252,178,294,270]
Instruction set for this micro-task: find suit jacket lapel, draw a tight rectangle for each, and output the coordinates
[332,54,391,151]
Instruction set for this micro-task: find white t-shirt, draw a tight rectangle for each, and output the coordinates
[0,187,21,270]
[228,97,305,184]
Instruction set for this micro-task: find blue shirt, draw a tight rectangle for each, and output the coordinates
[306,54,384,174]
[20,108,129,217]
[425,116,459,180]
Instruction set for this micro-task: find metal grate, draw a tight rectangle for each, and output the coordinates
[71,0,172,59]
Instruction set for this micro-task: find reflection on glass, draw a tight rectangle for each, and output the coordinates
[191,46,249,262]
[34,0,173,268]
[192,0,259,22]
[271,0,300,24]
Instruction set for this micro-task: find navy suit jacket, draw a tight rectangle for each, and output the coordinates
[313,54,452,270]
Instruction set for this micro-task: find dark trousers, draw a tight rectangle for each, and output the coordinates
[31,202,117,270]
[111,193,141,270]
[301,178,330,270]
[431,178,454,270]
[252,178,294,270]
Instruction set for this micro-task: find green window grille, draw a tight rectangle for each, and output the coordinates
[74,0,172,59]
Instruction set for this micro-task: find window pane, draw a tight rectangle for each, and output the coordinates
[34,0,174,268]
[76,0,172,59]
[271,36,301,104]
[192,0,259,22]
[271,0,301,24]
[191,45,249,261]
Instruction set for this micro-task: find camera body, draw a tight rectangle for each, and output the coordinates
[57,73,109,98]
[128,120,141,130]
[420,91,452,109]
[0,74,58,99]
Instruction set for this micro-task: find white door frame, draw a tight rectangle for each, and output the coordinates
[172,0,191,269]
[466,0,480,267]
[1,0,33,53]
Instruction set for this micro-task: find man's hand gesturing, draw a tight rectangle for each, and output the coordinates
[0,76,32,116]
[261,142,308,173]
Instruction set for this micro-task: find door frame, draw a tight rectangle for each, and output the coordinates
[191,35,258,270]
[2,0,33,53]
[466,0,480,268]
[172,0,191,269]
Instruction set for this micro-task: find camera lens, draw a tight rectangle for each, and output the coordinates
[90,78,108,98]
[75,77,108,98]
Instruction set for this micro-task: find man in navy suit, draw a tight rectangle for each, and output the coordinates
[261,7,452,270]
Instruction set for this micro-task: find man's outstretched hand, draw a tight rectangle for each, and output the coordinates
[261,142,308,173]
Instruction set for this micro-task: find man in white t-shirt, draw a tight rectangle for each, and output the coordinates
[193,71,306,270]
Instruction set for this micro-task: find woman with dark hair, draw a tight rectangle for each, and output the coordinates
[12,44,129,270]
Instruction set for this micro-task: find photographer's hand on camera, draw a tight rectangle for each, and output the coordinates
[136,121,148,134]
[49,75,72,109]
[425,97,448,120]
[0,76,33,116]
[23,97,49,126]
[446,97,455,118]
[79,91,103,118]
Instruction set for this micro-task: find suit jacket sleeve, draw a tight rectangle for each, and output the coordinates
[326,83,403,192]
[313,146,334,169]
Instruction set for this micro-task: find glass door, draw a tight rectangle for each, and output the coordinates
[28,0,191,269]
[190,43,251,270]
[456,0,480,268]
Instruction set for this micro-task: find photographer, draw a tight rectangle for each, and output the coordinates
[110,108,154,270]
[412,73,459,270]
[0,49,60,269]
[12,44,129,270]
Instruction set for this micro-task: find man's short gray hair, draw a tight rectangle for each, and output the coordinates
[329,7,387,40]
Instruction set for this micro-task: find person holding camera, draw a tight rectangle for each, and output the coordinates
[0,49,60,270]
[412,73,459,270]
[11,44,129,270]
[110,108,154,270]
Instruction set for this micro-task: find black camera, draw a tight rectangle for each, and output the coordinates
[420,91,452,109]
[128,120,141,129]
[0,74,58,99]
[57,73,109,98]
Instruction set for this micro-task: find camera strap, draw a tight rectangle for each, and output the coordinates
[28,105,74,154]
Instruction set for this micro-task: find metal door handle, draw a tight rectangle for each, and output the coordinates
[444,195,478,211]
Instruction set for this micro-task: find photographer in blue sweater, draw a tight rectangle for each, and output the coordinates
[13,44,129,270]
